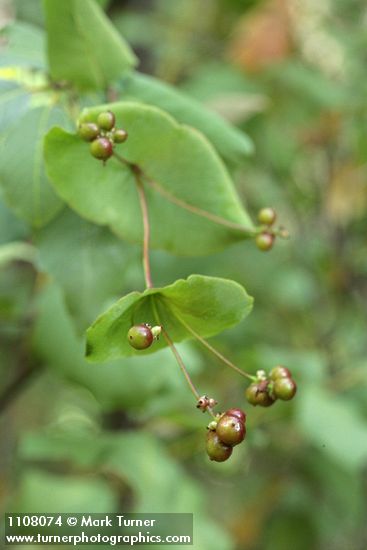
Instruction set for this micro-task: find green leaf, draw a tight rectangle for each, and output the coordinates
[296,385,367,471]
[35,208,135,331]
[0,198,29,244]
[43,0,137,91]
[0,22,46,68]
[19,430,233,550]
[121,72,253,164]
[44,102,254,256]
[0,81,31,133]
[86,274,253,362]
[0,105,69,227]
[32,283,202,411]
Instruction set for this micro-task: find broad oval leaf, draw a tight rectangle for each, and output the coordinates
[86,274,253,362]
[44,101,254,256]
[43,0,137,91]
[0,105,69,227]
[120,72,253,165]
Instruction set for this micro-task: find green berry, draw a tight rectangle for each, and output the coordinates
[127,324,153,350]
[97,111,115,131]
[206,430,233,462]
[269,366,291,381]
[226,408,246,423]
[90,137,113,161]
[113,129,128,143]
[258,207,276,226]
[273,377,297,401]
[245,383,276,407]
[216,414,245,446]
[78,122,100,142]
[255,232,275,252]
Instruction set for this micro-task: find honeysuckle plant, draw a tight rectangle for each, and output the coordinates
[0,0,295,463]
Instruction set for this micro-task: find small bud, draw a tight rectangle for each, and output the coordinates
[196,395,218,412]
[151,325,162,340]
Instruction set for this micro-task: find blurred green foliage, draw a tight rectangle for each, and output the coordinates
[1,1,367,549]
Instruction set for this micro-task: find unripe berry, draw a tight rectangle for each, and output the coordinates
[216,414,245,446]
[255,232,274,252]
[273,377,297,401]
[206,430,233,462]
[269,366,292,381]
[78,122,100,142]
[97,110,115,131]
[258,207,276,226]
[226,408,246,423]
[127,324,153,350]
[113,129,128,143]
[245,383,276,407]
[90,137,113,161]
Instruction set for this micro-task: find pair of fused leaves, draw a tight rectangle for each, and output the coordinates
[45,102,254,256]
[86,274,253,362]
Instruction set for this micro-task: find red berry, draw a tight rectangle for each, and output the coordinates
[216,414,245,447]
[273,377,297,401]
[127,324,154,350]
[206,431,233,462]
[226,408,246,423]
[90,137,113,161]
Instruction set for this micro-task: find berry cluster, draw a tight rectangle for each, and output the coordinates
[245,366,297,407]
[78,111,128,162]
[255,207,289,251]
[127,324,162,350]
[206,408,246,462]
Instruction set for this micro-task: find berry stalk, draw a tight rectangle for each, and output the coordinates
[172,310,256,382]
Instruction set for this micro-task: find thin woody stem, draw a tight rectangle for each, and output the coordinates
[151,300,216,418]
[136,176,153,289]
[172,310,256,382]
[113,152,153,289]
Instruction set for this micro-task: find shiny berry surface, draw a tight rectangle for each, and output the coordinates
[97,111,116,131]
[113,129,128,143]
[226,408,246,423]
[78,122,100,142]
[90,137,113,160]
[127,324,154,350]
[206,431,233,462]
[273,377,297,400]
[269,366,292,381]
[255,232,274,251]
[258,207,276,226]
[216,414,245,446]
